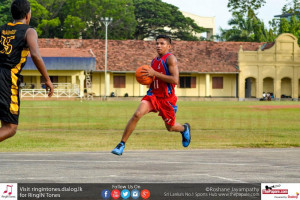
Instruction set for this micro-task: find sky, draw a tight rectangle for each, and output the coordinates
[162,0,287,35]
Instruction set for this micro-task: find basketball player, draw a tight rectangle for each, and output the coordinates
[112,35,191,155]
[0,0,53,142]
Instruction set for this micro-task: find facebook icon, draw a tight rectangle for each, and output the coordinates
[101,189,110,199]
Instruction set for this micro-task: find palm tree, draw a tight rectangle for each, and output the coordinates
[218,11,275,42]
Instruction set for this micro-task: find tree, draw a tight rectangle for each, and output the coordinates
[219,12,275,42]
[65,0,137,39]
[29,0,62,38]
[133,0,206,40]
[219,0,275,42]
[63,15,85,39]
[0,0,12,25]
[270,0,300,44]
[227,0,266,15]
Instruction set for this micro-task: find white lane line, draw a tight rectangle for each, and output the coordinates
[0,148,299,155]
[0,159,249,166]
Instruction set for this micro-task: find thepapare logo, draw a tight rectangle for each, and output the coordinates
[288,192,299,199]
[262,184,288,194]
[0,184,17,200]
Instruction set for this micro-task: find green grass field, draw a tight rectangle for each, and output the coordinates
[0,100,300,152]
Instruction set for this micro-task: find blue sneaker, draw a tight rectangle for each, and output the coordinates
[111,142,125,156]
[181,123,191,147]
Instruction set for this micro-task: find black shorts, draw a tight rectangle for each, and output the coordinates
[0,67,21,125]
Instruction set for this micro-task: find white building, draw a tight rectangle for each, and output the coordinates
[182,11,215,40]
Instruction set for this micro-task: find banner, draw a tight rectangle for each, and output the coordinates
[0,183,266,200]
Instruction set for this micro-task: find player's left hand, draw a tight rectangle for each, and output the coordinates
[141,66,156,77]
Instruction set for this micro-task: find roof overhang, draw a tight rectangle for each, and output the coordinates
[24,57,96,71]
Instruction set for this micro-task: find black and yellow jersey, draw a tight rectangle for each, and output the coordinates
[0,22,31,124]
[0,22,30,71]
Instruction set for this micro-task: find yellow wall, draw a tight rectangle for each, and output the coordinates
[92,72,148,97]
[210,74,236,97]
[239,33,300,99]
[91,72,102,96]
[281,78,292,96]
[22,70,237,97]
[176,74,199,96]
[91,73,237,97]
[299,80,300,97]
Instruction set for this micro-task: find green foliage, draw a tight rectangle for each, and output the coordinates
[1,0,205,41]
[221,0,276,43]
[278,16,300,44]
[219,12,275,42]
[273,0,300,45]
[0,0,12,25]
[227,0,266,15]
[65,0,137,39]
[29,0,61,38]
[37,17,61,38]
[133,0,206,40]
[63,15,85,39]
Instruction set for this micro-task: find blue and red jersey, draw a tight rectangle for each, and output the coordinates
[147,53,175,98]
[142,52,177,126]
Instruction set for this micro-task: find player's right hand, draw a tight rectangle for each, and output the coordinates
[45,80,54,97]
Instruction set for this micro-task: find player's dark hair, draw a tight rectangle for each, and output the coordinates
[11,0,31,20]
[156,35,172,44]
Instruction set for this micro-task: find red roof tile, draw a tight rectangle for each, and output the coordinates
[38,39,263,73]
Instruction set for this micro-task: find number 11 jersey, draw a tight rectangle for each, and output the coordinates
[149,53,176,98]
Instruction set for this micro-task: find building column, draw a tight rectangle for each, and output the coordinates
[293,66,299,100]
[36,76,41,89]
[78,74,85,97]
[275,79,281,100]
[257,77,263,100]
[239,75,245,100]
[205,74,210,97]
[255,78,260,99]
[71,75,76,85]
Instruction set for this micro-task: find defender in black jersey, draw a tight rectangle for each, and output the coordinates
[0,0,53,142]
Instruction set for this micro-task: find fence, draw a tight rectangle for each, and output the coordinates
[21,83,80,98]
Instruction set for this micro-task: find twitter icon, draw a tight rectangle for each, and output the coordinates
[121,189,130,199]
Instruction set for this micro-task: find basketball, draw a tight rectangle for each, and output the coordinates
[135,65,155,85]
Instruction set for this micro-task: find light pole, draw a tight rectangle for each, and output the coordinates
[100,17,113,98]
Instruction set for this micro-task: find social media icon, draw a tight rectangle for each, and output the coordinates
[141,189,150,199]
[131,189,140,199]
[121,189,130,199]
[101,189,110,199]
[111,189,120,199]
